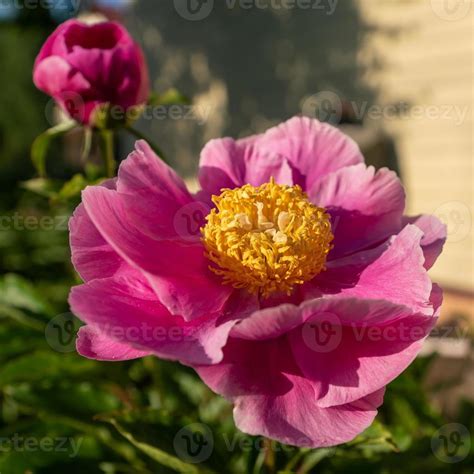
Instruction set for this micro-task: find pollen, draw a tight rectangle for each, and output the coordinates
[201,179,334,298]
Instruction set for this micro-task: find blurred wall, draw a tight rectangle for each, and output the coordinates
[123,0,378,175]
[358,0,473,294]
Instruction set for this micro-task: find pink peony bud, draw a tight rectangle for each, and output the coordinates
[33,20,150,126]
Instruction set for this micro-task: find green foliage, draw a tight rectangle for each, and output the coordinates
[31,121,77,177]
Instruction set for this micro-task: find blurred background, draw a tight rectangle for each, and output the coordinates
[0,0,472,472]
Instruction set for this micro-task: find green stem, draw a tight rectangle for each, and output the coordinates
[263,438,276,474]
[101,129,116,178]
[80,127,93,163]
[125,125,169,164]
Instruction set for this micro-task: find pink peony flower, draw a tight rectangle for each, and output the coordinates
[69,117,446,447]
[33,20,150,125]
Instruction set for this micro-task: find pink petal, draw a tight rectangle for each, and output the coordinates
[196,336,384,447]
[62,21,130,52]
[69,179,136,282]
[231,303,304,341]
[81,185,232,321]
[117,140,197,239]
[289,297,437,408]
[318,225,433,315]
[198,137,296,198]
[257,117,364,187]
[310,164,405,258]
[403,215,447,269]
[70,276,236,365]
[233,385,384,448]
[199,138,245,194]
[76,326,151,361]
[33,56,90,97]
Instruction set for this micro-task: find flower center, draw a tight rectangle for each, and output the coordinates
[201,179,334,297]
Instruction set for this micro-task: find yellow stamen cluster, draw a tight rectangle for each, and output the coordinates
[201,179,334,297]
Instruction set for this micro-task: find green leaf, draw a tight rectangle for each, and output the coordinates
[104,416,212,474]
[0,321,44,356]
[8,382,120,417]
[20,178,63,198]
[31,121,76,177]
[297,448,336,473]
[57,174,90,202]
[80,127,93,162]
[148,89,190,106]
[0,351,98,387]
[348,420,399,455]
[0,273,54,316]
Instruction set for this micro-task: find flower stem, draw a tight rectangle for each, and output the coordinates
[125,125,169,164]
[101,129,116,178]
[263,438,276,473]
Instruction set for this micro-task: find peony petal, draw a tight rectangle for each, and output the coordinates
[81,184,232,321]
[289,296,437,408]
[70,276,236,365]
[199,138,245,195]
[257,117,364,188]
[69,179,137,282]
[316,225,433,315]
[196,335,383,447]
[233,385,384,448]
[198,137,296,198]
[310,164,406,258]
[76,326,151,361]
[196,336,297,399]
[117,140,197,240]
[33,56,90,97]
[403,215,447,269]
